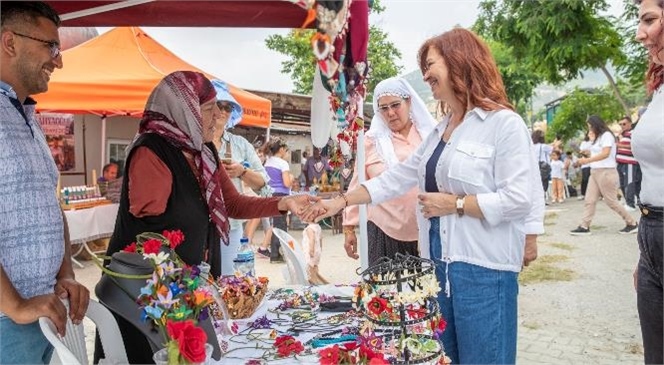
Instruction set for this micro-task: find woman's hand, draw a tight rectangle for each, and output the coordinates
[417,193,455,218]
[344,231,359,260]
[278,195,321,219]
[301,197,345,223]
[523,234,538,267]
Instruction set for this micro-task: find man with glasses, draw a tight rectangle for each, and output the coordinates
[0,2,89,363]
[616,116,641,211]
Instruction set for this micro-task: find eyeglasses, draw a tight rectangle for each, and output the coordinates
[12,31,61,59]
[217,102,233,113]
[619,122,629,127]
[377,100,404,114]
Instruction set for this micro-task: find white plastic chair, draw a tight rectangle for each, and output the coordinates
[272,228,309,285]
[39,299,128,365]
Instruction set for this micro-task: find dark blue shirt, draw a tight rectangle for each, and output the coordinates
[425,139,446,192]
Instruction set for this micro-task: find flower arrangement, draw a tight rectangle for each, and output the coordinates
[125,230,215,364]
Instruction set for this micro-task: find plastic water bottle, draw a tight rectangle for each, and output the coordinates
[233,237,254,276]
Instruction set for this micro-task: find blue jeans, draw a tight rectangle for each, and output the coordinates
[0,317,53,364]
[429,218,518,364]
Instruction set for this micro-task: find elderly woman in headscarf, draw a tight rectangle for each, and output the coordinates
[99,71,316,364]
[342,77,436,265]
[210,79,272,275]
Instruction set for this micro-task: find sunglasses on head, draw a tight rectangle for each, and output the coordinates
[217,102,233,113]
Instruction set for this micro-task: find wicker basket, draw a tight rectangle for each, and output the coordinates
[222,284,268,319]
[214,276,269,320]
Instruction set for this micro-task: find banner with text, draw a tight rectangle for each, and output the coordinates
[37,113,76,171]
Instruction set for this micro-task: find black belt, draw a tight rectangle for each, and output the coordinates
[638,203,663,220]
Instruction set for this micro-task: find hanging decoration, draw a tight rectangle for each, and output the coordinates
[298,0,370,162]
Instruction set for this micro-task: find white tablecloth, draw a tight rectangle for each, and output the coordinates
[65,203,119,245]
[214,285,356,364]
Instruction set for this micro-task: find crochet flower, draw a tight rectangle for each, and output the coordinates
[274,335,304,358]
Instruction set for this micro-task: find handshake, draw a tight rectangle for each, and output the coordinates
[279,194,346,223]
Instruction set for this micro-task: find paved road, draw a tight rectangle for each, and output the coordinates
[74,197,645,364]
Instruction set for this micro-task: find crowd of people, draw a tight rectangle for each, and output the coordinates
[0,1,661,364]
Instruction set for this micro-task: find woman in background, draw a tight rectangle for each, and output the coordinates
[264,138,293,263]
[569,116,637,236]
[342,77,436,264]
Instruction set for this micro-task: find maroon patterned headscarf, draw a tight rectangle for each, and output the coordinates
[131,71,230,245]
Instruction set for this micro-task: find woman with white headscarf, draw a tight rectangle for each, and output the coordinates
[211,80,272,275]
[342,77,436,265]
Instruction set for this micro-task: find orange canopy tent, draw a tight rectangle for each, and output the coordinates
[33,26,271,128]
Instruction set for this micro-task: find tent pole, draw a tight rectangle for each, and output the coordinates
[82,116,88,186]
[356,98,368,271]
[59,0,154,21]
[100,115,107,175]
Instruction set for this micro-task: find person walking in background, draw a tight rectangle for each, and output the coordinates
[210,79,271,276]
[305,28,544,364]
[616,116,641,212]
[342,76,436,264]
[570,115,638,236]
[264,138,293,263]
[578,133,593,200]
[633,1,663,362]
[532,130,552,199]
[0,3,91,363]
[550,150,565,203]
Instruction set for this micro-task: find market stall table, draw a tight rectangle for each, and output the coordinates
[213,285,358,364]
[64,203,119,267]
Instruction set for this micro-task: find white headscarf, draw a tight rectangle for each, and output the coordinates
[367,77,437,168]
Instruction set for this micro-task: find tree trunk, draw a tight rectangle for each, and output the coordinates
[600,64,630,117]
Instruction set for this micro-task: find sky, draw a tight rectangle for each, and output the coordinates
[98,0,482,93]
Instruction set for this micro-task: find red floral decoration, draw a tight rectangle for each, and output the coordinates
[163,229,185,249]
[166,320,207,363]
[142,238,162,254]
[319,345,341,365]
[274,335,304,358]
[366,297,391,316]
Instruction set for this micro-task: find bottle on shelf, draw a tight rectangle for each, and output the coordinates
[233,237,254,276]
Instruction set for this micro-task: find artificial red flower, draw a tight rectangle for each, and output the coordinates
[368,356,389,365]
[163,229,185,249]
[367,297,390,316]
[274,335,304,358]
[166,320,207,363]
[123,242,137,253]
[343,342,359,352]
[319,345,340,365]
[142,239,162,255]
[407,305,426,320]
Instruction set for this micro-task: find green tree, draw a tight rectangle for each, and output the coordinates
[547,88,623,141]
[265,2,402,100]
[485,39,541,117]
[616,0,648,86]
[474,0,630,116]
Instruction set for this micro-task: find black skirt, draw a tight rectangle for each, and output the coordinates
[367,220,419,266]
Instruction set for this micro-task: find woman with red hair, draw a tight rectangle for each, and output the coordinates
[304,28,544,364]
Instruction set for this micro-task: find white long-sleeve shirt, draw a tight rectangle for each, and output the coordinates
[363,107,545,273]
